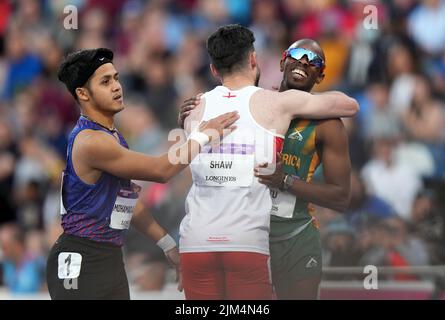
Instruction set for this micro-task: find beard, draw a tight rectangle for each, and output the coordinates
[285,73,315,92]
[288,81,312,92]
[254,66,261,87]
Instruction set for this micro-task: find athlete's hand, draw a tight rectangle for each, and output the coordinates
[177,94,202,129]
[198,111,239,143]
[165,247,183,292]
[254,153,286,189]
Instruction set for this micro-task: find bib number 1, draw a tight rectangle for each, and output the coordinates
[58,252,82,279]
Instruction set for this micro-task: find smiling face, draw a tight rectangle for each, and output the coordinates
[76,63,124,115]
[280,40,325,92]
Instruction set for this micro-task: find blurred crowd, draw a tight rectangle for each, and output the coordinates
[0,0,445,295]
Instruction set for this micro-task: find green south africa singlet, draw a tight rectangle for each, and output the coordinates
[270,119,321,239]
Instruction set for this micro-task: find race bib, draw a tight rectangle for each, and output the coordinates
[191,128,255,187]
[109,182,140,230]
[58,252,82,279]
[270,188,297,218]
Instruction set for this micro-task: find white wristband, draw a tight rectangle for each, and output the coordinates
[156,234,177,252]
[189,131,210,147]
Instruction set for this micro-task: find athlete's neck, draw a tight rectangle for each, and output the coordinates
[81,109,115,132]
[222,73,255,91]
[279,80,287,92]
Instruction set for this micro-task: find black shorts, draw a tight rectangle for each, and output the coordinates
[46,233,129,300]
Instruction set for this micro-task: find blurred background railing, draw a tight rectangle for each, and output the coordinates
[2,265,445,300]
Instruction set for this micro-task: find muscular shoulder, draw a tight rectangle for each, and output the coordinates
[250,89,290,134]
[74,129,119,158]
[251,88,292,111]
[251,89,279,112]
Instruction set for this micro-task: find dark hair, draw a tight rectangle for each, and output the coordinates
[206,24,255,76]
[57,48,114,100]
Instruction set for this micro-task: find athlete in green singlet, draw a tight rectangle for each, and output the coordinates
[255,39,352,299]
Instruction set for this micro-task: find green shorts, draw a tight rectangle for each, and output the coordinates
[269,222,322,290]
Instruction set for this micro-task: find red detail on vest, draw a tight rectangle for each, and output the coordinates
[274,136,284,154]
[223,92,237,98]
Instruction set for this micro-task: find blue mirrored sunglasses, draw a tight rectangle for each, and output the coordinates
[285,48,325,69]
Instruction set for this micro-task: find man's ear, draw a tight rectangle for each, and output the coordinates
[250,51,257,69]
[76,87,90,102]
[280,50,288,72]
[210,64,221,82]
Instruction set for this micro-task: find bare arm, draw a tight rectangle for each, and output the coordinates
[291,119,351,211]
[76,110,238,183]
[131,199,183,291]
[275,89,359,120]
[184,96,206,134]
[256,119,351,212]
[178,94,202,129]
[76,130,198,183]
[131,199,167,241]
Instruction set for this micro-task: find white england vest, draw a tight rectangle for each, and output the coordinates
[179,85,284,254]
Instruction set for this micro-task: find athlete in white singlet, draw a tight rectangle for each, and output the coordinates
[181,85,283,254]
[179,25,359,300]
